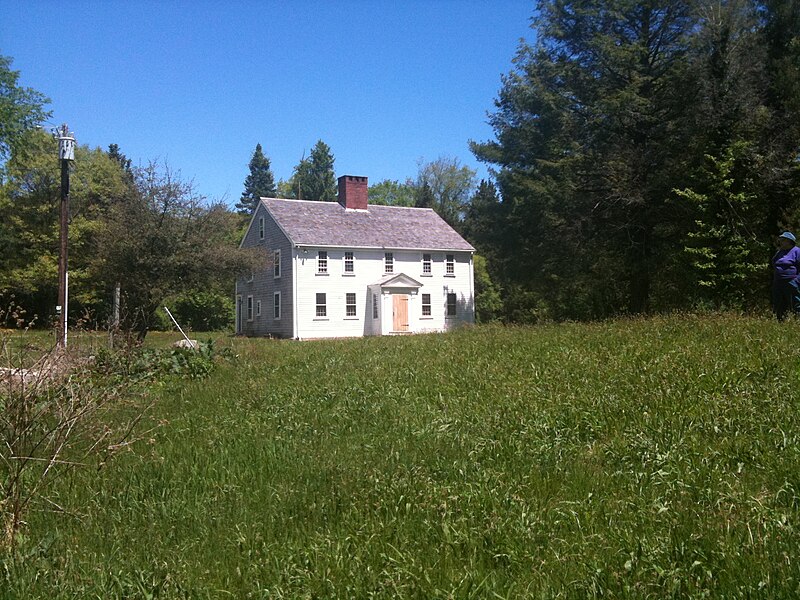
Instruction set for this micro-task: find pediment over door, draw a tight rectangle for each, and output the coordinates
[374,273,423,290]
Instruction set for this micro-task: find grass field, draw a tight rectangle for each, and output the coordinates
[2,314,800,598]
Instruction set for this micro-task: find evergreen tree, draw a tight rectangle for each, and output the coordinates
[472,0,698,318]
[286,140,337,201]
[414,181,435,209]
[236,143,277,214]
[107,143,133,182]
[677,141,768,308]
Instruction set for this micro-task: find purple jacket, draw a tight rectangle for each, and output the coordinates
[773,246,800,282]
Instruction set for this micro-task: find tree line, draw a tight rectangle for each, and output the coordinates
[468,0,800,321]
[2,0,798,331]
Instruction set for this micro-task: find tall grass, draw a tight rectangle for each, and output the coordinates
[3,314,800,598]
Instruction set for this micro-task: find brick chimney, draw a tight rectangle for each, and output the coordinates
[338,175,368,210]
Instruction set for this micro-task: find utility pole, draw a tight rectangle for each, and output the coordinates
[56,124,75,349]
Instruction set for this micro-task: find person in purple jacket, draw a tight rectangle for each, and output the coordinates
[772,231,800,321]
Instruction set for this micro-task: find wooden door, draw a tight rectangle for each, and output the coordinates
[392,294,409,332]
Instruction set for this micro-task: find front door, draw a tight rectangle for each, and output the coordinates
[392,294,409,332]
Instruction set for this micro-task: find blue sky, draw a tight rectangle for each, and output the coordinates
[1,1,533,206]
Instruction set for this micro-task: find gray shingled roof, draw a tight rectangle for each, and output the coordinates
[261,198,474,251]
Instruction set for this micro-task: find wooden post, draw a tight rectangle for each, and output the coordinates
[56,125,74,349]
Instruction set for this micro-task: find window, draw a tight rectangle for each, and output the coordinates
[258,217,264,240]
[273,292,281,319]
[316,293,327,317]
[344,251,354,274]
[247,295,254,321]
[422,293,431,316]
[422,253,432,275]
[318,251,328,274]
[345,292,357,317]
[446,293,457,317]
[273,249,281,278]
[372,293,378,319]
[446,254,455,275]
[256,299,261,317]
[384,252,394,273]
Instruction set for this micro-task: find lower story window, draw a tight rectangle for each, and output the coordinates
[446,292,457,317]
[422,293,431,316]
[316,293,327,317]
[372,293,378,319]
[346,292,357,317]
[247,295,254,321]
[256,299,261,317]
[273,291,281,319]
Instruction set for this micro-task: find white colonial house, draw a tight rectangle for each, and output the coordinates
[235,175,475,339]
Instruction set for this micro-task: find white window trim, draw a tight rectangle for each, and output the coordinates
[343,251,355,276]
[384,252,394,274]
[445,254,455,276]
[315,292,327,318]
[273,291,281,320]
[421,293,432,318]
[318,251,328,275]
[345,292,357,318]
[273,249,281,279]
[422,253,432,276]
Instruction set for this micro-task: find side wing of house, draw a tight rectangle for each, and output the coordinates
[235,202,294,338]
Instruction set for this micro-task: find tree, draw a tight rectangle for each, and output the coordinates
[107,143,133,182]
[0,55,50,164]
[414,157,476,226]
[368,179,415,206]
[236,143,276,215]
[473,254,503,323]
[0,130,131,325]
[472,1,698,318]
[286,140,337,201]
[677,141,768,308]
[93,161,261,339]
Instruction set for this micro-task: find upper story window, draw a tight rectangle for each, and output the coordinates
[273,249,281,278]
[446,292,457,317]
[318,251,328,274]
[422,253,432,275]
[446,254,455,275]
[384,252,394,274]
[316,293,327,317]
[346,292,357,317]
[344,251,354,274]
[422,293,432,316]
[258,217,265,240]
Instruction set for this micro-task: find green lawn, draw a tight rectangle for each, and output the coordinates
[3,315,800,598]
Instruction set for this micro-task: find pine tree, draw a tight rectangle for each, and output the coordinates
[285,140,337,201]
[236,143,276,214]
